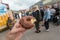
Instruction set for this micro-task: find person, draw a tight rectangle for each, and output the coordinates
[14,12,19,19]
[26,11,29,16]
[21,10,27,17]
[53,3,60,16]
[6,17,15,30]
[7,16,35,40]
[43,5,51,32]
[19,11,22,19]
[6,10,15,30]
[32,5,41,33]
[53,3,60,23]
[40,7,44,20]
[50,6,56,22]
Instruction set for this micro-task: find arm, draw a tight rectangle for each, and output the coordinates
[46,10,51,21]
[43,10,50,21]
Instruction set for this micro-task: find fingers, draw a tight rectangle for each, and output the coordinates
[14,32,24,40]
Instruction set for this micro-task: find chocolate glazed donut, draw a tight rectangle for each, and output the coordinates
[19,16,35,29]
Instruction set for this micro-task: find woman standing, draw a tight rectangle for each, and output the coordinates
[32,5,41,33]
[43,5,51,32]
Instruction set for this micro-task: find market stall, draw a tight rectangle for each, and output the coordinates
[0,3,9,32]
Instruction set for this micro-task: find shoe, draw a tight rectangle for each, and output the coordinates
[46,29,50,32]
[35,30,41,33]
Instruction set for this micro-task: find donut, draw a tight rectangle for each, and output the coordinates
[20,16,35,29]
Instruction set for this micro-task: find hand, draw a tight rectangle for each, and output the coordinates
[41,21,45,25]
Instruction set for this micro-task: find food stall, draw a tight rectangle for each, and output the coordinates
[0,3,9,32]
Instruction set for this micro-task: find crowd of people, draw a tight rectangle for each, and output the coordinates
[7,2,60,32]
[7,2,60,40]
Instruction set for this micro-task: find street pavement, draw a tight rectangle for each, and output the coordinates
[0,23,60,40]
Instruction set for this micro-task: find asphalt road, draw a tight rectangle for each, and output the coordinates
[0,23,60,40]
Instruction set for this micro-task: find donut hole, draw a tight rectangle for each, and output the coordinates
[26,18,31,21]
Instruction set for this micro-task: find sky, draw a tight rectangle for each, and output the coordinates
[2,0,40,11]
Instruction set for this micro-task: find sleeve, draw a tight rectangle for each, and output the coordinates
[46,10,51,21]
[35,10,40,19]
[32,12,35,17]
[36,10,40,17]
[43,10,48,21]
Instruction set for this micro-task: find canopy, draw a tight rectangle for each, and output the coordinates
[2,0,40,11]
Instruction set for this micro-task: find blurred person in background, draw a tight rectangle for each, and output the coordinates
[53,3,60,23]
[43,5,51,32]
[21,10,27,17]
[32,5,41,33]
[19,11,22,19]
[26,10,30,16]
[40,7,44,21]
[6,11,15,30]
[7,17,15,30]
[50,5,56,22]
[53,3,60,16]
[14,11,19,19]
